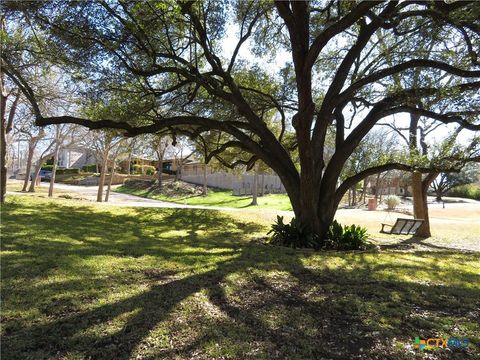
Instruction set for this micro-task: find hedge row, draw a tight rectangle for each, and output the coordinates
[57,168,80,175]
[40,166,80,175]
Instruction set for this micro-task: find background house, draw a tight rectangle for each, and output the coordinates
[58,147,97,169]
[366,172,411,197]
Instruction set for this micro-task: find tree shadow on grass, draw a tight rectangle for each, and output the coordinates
[1,198,479,359]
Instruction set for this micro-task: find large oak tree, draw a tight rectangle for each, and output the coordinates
[2,0,480,240]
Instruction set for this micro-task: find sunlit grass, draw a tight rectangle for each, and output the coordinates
[115,183,293,210]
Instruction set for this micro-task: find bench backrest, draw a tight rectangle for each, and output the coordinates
[391,218,424,235]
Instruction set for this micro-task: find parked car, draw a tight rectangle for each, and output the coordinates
[30,170,52,182]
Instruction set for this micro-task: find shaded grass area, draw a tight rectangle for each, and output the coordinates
[1,196,479,359]
[115,181,293,210]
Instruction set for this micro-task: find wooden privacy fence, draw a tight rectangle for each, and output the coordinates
[181,172,286,195]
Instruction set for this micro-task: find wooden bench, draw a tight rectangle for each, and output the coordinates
[381,218,424,235]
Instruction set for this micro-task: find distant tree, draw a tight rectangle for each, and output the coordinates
[27,124,78,193]
[14,109,46,191]
[104,138,127,202]
[432,163,480,201]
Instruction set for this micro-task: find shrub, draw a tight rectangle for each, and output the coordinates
[41,165,80,174]
[268,216,319,249]
[146,166,156,175]
[384,195,400,210]
[326,221,368,250]
[447,184,480,201]
[82,164,97,172]
[133,164,156,175]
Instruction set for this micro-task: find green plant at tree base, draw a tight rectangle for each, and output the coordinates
[326,220,369,250]
[267,216,319,249]
[268,217,368,250]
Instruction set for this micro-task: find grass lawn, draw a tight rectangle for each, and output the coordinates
[1,195,479,359]
[115,183,293,210]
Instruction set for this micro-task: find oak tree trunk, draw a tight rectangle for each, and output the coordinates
[288,178,337,242]
[412,171,435,238]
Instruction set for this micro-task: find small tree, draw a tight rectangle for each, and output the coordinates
[104,140,126,202]
[16,117,46,192]
[86,130,124,202]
